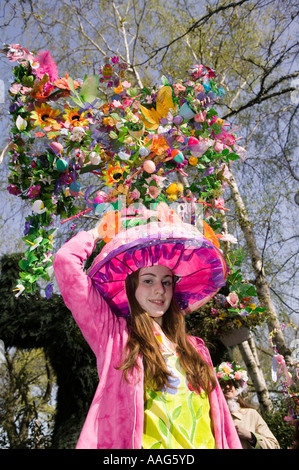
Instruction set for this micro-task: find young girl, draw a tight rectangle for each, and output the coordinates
[53,214,242,449]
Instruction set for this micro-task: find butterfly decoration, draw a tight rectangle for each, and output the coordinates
[139,85,177,130]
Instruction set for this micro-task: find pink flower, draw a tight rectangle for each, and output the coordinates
[234,371,242,380]
[9,83,22,94]
[226,291,239,308]
[27,185,41,199]
[130,188,140,200]
[211,308,218,315]
[147,185,161,199]
[7,184,21,195]
[214,142,224,152]
[194,111,207,122]
[173,83,186,96]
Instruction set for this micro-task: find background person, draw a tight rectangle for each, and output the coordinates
[216,361,280,449]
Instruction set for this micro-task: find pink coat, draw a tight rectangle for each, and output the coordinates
[53,231,242,449]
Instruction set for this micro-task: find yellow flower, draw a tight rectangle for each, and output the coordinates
[31,103,60,129]
[63,107,89,127]
[166,183,179,195]
[102,164,129,187]
[103,116,117,127]
[248,303,257,310]
[189,156,198,166]
[215,118,224,126]
[233,319,242,327]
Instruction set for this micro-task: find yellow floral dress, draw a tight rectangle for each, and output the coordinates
[142,322,216,449]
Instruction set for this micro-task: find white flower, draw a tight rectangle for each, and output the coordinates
[16,115,27,131]
[14,284,25,298]
[69,127,86,142]
[39,175,53,185]
[29,236,43,251]
[32,200,47,214]
[89,151,102,165]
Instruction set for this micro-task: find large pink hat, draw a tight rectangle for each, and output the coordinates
[88,220,227,317]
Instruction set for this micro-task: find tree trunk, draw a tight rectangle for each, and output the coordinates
[229,171,292,362]
[238,334,273,414]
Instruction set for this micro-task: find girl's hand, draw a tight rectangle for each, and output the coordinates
[88,224,102,243]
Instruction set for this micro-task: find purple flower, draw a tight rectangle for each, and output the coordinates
[24,219,33,236]
[7,184,21,195]
[45,283,53,299]
[27,185,41,199]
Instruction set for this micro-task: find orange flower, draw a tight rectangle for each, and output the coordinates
[97,211,121,243]
[144,135,169,156]
[54,72,81,90]
[202,220,221,248]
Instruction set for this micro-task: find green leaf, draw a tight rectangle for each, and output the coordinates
[158,417,169,437]
[19,259,29,271]
[80,75,99,103]
[150,441,162,449]
[178,425,190,440]
[195,405,203,419]
[227,153,240,161]
[67,75,76,93]
[172,405,182,421]
[161,75,169,86]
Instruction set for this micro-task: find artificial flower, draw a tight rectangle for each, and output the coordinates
[30,103,60,129]
[226,292,239,308]
[16,115,27,131]
[14,283,25,298]
[69,127,86,142]
[7,184,21,195]
[27,236,43,251]
[202,220,221,248]
[63,107,89,127]
[31,199,47,214]
[54,72,80,90]
[102,164,129,187]
[27,185,41,199]
[144,135,169,156]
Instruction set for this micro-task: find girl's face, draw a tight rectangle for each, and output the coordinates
[135,265,174,325]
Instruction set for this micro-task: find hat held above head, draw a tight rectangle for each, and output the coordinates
[88,214,228,317]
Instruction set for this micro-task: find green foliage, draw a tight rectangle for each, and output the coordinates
[264,398,296,449]
[0,253,98,448]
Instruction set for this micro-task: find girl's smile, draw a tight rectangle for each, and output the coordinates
[135,265,174,325]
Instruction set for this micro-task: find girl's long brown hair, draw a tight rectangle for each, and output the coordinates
[119,269,217,394]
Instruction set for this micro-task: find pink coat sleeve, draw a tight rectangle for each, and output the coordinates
[190,336,242,449]
[53,231,116,356]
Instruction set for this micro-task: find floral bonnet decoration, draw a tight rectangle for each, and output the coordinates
[215,361,248,391]
[3,43,250,301]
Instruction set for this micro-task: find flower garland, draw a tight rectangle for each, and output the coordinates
[215,361,248,389]
[3,43,260,313]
